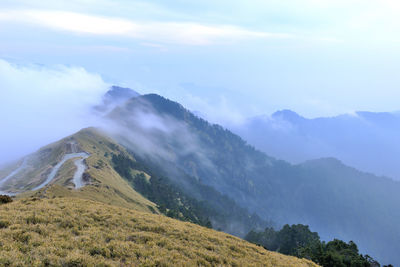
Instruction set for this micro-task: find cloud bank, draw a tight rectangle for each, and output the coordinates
[0,59,109,164]
[0,9,291,45]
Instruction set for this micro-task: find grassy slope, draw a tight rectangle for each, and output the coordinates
[0,197,318,267]
[14,128,157,214]
[47,128,157,213]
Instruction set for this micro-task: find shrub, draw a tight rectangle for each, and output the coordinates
[0,195,13,204]
[0,220,10,228]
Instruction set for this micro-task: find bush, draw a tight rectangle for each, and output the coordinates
[0,195,13,204]
[0,220,10,228]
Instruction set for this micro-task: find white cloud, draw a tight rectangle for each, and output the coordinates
[0,10,136,35]
[0,9,292,45]
[28,10,136,35]
[0,59,109,164]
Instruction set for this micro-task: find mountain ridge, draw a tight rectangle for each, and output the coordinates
[1,88,399,265]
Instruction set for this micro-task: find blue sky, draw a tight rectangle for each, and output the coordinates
[1,0,400,122]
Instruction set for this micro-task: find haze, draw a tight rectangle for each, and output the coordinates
[1,0,400,175]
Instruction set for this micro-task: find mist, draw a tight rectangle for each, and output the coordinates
[0,58,109,165]
[104,95,217,181]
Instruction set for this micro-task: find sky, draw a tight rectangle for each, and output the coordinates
[1,0,400,124]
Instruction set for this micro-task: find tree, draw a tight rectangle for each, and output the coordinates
[245,224,382,267]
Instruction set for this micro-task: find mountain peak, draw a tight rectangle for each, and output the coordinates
[106,86,140,101]
[272,109,304,122]
[96,86,140,112]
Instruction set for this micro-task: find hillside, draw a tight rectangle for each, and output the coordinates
[105,93,400,265]
[0,128,157,213]
[0,197,318,267]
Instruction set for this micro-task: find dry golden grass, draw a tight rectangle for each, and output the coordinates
[52,128,157,213]
[15,128,158,214]
[0,197,318,267]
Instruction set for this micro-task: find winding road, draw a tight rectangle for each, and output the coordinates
[1,140,90,195]
[32,152,89,191]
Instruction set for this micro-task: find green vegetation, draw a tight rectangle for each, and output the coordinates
[0,197,319,267]
[246,224,384,267]
[112,153,212,227]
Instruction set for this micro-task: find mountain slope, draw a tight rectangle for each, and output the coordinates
[0,197,318,267]
[0,124,267,235]
[105,93,400,265]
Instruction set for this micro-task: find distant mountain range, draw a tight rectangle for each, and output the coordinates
[1,87,399,265]
[229,109,400,180]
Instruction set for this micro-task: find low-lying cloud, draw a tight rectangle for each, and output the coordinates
[0,58,109,164]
